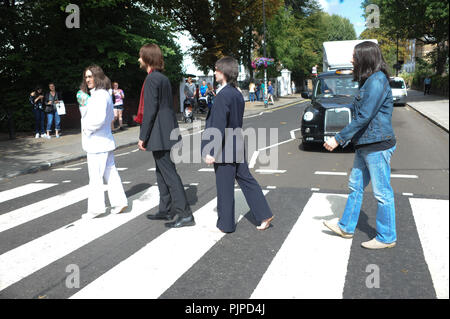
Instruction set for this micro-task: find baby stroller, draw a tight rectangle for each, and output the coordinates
[183,97,194,123]
[197,95,208,114]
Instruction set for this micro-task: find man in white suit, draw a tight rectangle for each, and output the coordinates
[80,65,128,219]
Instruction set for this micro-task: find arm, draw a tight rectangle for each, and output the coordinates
[334,78,387,146]
[139,75,159,144]
[202,94,229,161]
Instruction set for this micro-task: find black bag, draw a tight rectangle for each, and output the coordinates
[111,89,116,104]
[44,104,54,113]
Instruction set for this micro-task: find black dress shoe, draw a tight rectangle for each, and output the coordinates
[146,212,175,220]
[165,215,195,228]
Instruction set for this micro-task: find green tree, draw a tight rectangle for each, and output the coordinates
[0,0,183,136]
[322,14,357,41]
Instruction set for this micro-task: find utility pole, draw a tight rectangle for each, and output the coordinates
[263,0,268,107]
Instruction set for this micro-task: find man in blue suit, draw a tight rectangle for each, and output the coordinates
[201,56,274,233]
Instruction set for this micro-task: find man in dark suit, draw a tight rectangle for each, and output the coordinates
[137,43,195,228]
[201,56,274,233]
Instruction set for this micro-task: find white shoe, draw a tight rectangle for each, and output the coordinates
[35,133,40,138]
[45,134,51,139]
[40,133,47,138]
[323,219,353,238]
[361,238,396,249]
[55,134,60,138]
[111,205,128,215]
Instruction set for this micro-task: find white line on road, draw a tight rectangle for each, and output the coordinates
[115,152,131,157]
[314,171,348,176]
[251,193,352,298]
[290,128,301,140]
[64,162,87,168]
[391,174,419,179]
[402,193,414,196]
[53,168,82,171]
[258,138,295,151]
[410,198,449,299]
[116,168,128,171]
[255,169,286,174]
[311,188,320,192]
[147,168,156,171]
[0,183,58,204]
[0,186,160,292]
[198,168,215,172]
[249,151,260,169]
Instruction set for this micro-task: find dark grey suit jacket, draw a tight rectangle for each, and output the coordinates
[139,71,181,151]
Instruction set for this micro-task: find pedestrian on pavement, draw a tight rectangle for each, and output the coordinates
[112,81,125,130]
[255,81,260,101]
[323,41,397,250]
[44,82,62,138]
[248,81,256,102]
[312,64,318,77]
[29,85,46,138]
[201,56,274,233]
[260,81,266,102]
[183,76,197,113]
[200,80,208,97]
[138,43,195,228]
[424,76,431,95]
[206,82,216,109]
[267,81,274,105]
[80,65,128,219]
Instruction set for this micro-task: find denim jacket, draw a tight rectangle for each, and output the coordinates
[335,71,395,147]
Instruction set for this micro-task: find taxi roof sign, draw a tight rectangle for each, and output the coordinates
[336,70,353,75]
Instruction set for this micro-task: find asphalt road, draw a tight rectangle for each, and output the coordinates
[0,101,448,300]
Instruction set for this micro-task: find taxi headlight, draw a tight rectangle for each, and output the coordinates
[303,111,314,122]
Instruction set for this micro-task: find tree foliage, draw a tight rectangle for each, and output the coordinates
[0,0,183,133]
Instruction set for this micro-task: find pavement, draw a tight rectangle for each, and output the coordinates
[0,94,304,180]
[406,89,449,132]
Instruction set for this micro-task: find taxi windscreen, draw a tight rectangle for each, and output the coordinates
[315,76,359,98]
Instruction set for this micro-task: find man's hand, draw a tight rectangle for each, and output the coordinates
[323,136,339,152]
[138,139,147,151]
[205,154,215,165]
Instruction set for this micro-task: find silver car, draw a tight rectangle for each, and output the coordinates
[389,77,407,106]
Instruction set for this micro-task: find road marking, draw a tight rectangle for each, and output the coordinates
[62,180,71,183]
[0,185,96,233]
[115,152,130,157]
[311,188,320,192]
[0,183,58,204]
[258,138,295,151]
[314,171,347,176]
[402,193,414,196]
[147,168,156,171]
[255,169,286,174]
[34,180,44,183]
[122,181,131,184]
[391,174,418,179]
[131,149,139,153]
[198,168,215,172]
[52,168,82,171]
[249,151,260,169]
[266,186,277,189]
[64,162,87,168]
[189,183,199,186]
[251,193,352,298]
[290,128,301,139]
[0,186,160,292]
[71,190,268,299]
[410,198,449,299]
[116,168,127,171]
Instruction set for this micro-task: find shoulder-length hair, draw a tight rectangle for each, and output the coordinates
[353,41,390,86]
[139,43,164,71]
[79,65,111,94]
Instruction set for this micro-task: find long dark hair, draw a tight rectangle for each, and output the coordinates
[79,65,111,94]
[353,41,390,86]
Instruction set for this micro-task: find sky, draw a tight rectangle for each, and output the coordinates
[176,0,367,76]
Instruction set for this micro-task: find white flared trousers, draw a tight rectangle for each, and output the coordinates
[86,151,127,214]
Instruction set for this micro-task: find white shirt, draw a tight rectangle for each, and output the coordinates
[81,88,115,153]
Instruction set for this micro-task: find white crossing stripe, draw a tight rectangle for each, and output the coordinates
[251,193,352,299]
[0,185,102,233]
[0,183,58,204]
[390,174,418,179]
[0,186,160,292]
[71,190,269,299]
[52,168,82,171]
[198,168,215,172]
[147,168,156,171]
[116,168,127,171]
[409,198,449,299]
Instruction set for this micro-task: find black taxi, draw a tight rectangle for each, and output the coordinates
[300,70,359,150]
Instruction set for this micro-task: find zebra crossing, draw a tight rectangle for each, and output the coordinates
[0,180,448,299]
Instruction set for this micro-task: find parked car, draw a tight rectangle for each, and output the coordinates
[300,69,359,150]
[389,77,407,106]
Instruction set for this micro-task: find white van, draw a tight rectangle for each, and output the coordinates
[389,77,407,106]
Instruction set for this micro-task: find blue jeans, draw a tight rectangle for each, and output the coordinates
[249,92,256,102]
[33,108,45,134]
[46,111,61,131]
[338,145,397,243]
